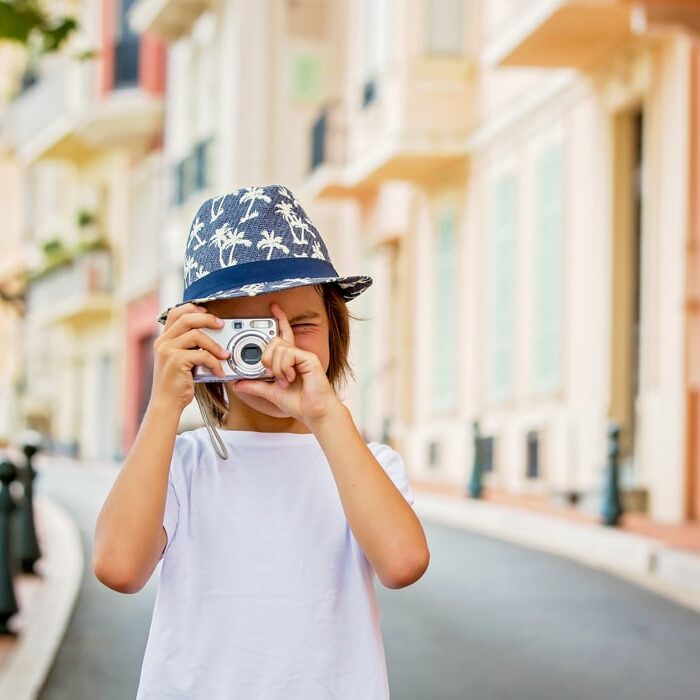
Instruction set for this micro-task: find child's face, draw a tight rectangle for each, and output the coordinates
[204,285,330,420]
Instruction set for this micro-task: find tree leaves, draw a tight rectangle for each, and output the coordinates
[0,0,78,54]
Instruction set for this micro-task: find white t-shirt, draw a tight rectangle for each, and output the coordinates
[136,426,415,700]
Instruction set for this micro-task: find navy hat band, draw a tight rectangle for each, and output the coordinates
[183,257,340,302]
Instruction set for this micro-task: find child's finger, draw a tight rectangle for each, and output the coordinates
[232,378,278,402]
[270,303,295,344]
[271,343,284,380]
[279,349,296,382]
[285,364,295,383]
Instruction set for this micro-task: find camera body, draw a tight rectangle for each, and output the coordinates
[193,317,279,383]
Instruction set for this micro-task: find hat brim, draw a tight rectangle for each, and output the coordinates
[156,274,372,325]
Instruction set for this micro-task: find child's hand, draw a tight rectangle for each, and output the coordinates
[230,302,341,426]
[150,303,231,412]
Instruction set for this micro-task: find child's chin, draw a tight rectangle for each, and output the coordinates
[241,394,291,418]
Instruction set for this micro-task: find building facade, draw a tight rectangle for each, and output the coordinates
[303,0,700,524]
[2,0,699,525]
[1,0,165,459]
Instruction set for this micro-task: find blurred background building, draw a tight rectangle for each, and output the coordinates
[1,0,699,526]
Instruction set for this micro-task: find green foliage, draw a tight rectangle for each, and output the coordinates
[0,0,78,54]
[76,234,109,254]
[27,235,110,282]
[76,208,96,227]
[41,237,72,266]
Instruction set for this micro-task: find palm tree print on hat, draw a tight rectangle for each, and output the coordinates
[210,194,227,223]
[188,215,207,251]
[274,201,317,245]
[209,223,253,266]
[311,241,325,260]
[240,283,267,296]
[184,255,207,285]
[256,229,290,261]
[239,187,272,224]
[276,186,299,206]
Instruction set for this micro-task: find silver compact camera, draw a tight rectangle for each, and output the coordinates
[193,317,279,383]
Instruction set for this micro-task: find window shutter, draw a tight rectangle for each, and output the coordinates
[532,145,563,393]
[433,207,457,411]
[488,175,516,402]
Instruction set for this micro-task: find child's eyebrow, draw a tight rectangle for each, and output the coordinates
[288,311,321,324]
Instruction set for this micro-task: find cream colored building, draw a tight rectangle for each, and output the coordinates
[0,45,31,445]
[3,0,698,525]
[300,0,700,524]
[0,0,165,459]
[128,0,372,424]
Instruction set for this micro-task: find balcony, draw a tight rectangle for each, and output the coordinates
[483,0,700,70]
[1,56,95,164]
[128,0,215,42]
[2,52,162,165]
[27,249,115,326]
[305,61,474,199]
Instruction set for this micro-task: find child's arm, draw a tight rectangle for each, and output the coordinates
[310,403,430,590]
[92,303,230,593]
[231,302,430,590]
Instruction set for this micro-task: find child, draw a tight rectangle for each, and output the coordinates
[93,185,430,699]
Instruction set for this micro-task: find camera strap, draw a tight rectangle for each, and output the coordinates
[195,391,229,460]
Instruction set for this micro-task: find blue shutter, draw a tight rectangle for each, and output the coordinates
[433,208,457,411]
[489,175,516,402]
[532,145,563,393]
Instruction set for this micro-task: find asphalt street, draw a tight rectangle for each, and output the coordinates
[35,459,700,700]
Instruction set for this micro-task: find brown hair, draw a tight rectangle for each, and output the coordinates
[194,283,364,427]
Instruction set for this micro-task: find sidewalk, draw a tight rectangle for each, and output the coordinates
[413,480,700,614]
[0,496,84,700]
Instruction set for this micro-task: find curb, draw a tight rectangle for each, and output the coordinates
[0,495,84,700]
[415,492,700,614]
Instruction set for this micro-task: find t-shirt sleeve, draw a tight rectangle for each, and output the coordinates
[159,437,183,561]
[368,442,415,506]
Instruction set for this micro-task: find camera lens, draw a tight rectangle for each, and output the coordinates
[241,343,262,364]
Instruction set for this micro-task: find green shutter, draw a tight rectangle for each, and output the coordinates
[433,208,457,411]
[489,175,516,402]
[289,53,322,103]
[532,145,563,393]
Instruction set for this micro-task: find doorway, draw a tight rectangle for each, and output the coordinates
[610,108,644,487]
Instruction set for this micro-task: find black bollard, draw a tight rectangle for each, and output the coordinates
[0,459,19,636]
[601,421,623,526]
[14,434,42,575]
[468,420,484,499]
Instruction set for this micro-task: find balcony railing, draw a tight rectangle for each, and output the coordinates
[481,0,658,69]
[128,0,214,42]
[1,55,96,162]
[305,60,473,198]
[27,249,114,324]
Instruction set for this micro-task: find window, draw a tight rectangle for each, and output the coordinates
[433,207,457,411]
[425,0,466,56]
[532,144,564,393]
[362,0,387,107]
[114,0,139,88]
[488,174,517,402]
[526,430,540,479]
